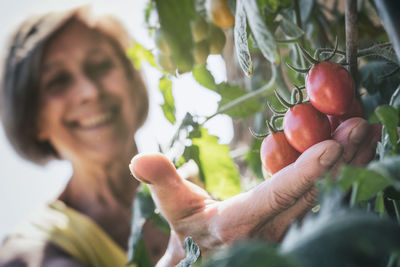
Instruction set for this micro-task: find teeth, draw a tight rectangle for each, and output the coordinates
[78,112,113,128]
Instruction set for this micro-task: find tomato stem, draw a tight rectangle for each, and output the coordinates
[270,115,284,131]
[249,127,269,139]
[299,45,320,65]
[321,36,339,62]
[292,85,304,105]
[275,89,294,108]
[267,100,287,115]
[286,62,310,73]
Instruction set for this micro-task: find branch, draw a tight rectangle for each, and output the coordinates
[345,0,358,81]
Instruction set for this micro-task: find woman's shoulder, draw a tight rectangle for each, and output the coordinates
[0,236,86,267]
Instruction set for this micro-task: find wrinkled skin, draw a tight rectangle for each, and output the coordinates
[130,118,380,266]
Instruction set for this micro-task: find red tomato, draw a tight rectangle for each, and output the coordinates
[306,62,355,115]
[283,102,331,153]
[328,98,365,134]
[260,131,300,175]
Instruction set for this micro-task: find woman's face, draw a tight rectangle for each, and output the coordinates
[37,20,143,164]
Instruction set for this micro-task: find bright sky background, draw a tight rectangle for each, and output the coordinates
[0,0,233,240]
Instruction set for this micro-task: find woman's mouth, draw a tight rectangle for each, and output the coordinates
[71,107,119,130]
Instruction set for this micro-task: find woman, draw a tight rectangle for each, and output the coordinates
[0,6,380,267]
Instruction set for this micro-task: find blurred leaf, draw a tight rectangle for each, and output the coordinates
[299,0,314,24]
[203,240,294,267]
[187,127,241,200]
[374,191,385,216]
[234,0,253,76]
[373,0,400,62]
[129,239,152,267]
[390,85,400,108]
[245,137,264,180]
[192,66,217,91]
[154,0,195,72]
[375,105,399,152]
[336,166,391,203]
[127,185,155,265]
[369,156,400,190]
[359,61,400,95]
[176,237,201,267]
[216,82,263,118]
[279,15,305,39]
[144,1,153,23]
[282,210,400,267]
[262,0,279,13]
[159,76,176,124]
[244,0,278,64]
[127,42,158,69]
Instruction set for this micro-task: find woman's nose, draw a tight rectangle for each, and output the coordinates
[74,74,102,102]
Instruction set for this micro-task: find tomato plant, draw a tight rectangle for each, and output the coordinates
[306,61,355,116]
[129,0,400,266]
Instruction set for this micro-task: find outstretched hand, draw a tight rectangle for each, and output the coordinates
[129,117,380,266]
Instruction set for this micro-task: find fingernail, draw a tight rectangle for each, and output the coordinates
[129,154,152,184]
[349,121,369,145]
[129,154,141,180]
[320,143,343,167]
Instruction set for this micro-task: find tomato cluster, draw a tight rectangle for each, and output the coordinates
[258,58,364,176]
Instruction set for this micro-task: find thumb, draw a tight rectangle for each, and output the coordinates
[129,153,212,222]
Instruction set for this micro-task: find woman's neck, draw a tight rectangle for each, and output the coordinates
[58,143,140,249]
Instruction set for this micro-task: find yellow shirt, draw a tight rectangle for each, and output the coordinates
[9,200,133,267]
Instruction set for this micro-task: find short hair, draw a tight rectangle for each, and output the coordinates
[0,7,149,165]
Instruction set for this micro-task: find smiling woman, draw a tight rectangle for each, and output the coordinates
[0,7,169,266]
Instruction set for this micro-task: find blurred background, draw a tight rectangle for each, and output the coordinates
[0,0,233,240]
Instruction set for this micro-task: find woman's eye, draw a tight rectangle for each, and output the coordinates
[86,59,114,79]
[44,72,72,96]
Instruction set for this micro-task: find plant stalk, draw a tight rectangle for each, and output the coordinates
[345,0,358,82]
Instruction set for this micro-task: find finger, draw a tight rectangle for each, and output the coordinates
[210,140,342,242]
[350,123,381,166]
[252,187,318,242]
[129,153,212,222]
[156,230,185,267]
[332,117,369,163]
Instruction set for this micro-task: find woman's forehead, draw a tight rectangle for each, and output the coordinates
[42,20,114,63]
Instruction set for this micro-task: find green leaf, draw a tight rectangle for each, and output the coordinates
[234,0,253,76]
[244,0,278,64]
[192,66,217,91]
[282,210,400,267]
[127,185,155,265]
[216,82,263,118]
[187,127,241,200]
[176,237,201,267]
[203,241,294,267]
[336,166,391,203]
[126,42,158,69]
[375,105,399,152]
[159,76,176,124]
[279,15,305,39]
